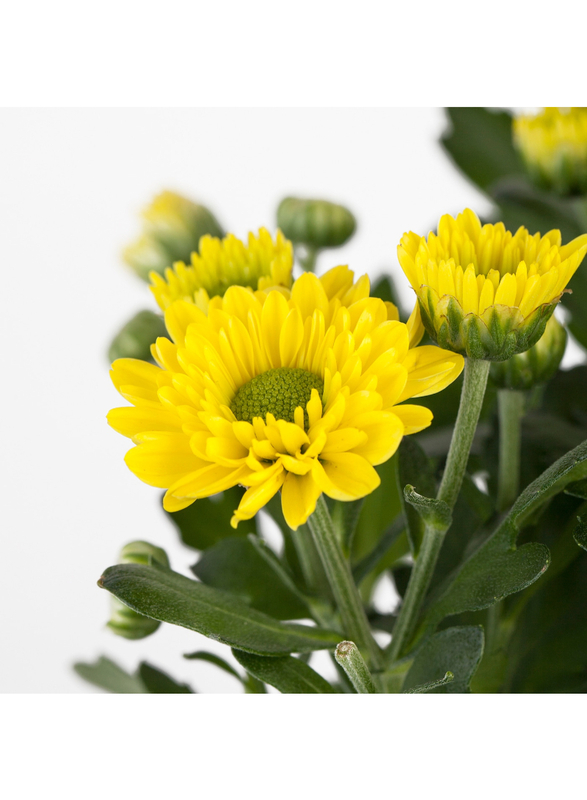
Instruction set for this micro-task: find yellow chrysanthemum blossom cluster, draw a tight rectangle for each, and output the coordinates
[513,107,587,195]
[149,228,293,312]
[398,209,587,360]
[109,265,464,529]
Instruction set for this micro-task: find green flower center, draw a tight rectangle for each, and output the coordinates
[230,367,324,428]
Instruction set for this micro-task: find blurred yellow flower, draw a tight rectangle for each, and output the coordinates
[398,208,587,360]
[108,266,463,530]
[149,228,293,312]
[513,107,587,195]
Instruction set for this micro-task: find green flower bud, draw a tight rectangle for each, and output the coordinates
[276,197,356,250]
[107,541,169,640]
[123,191,224,281]
[490,314,567,391]
[107,310,167,363]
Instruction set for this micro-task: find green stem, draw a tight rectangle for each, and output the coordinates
[335,641,378,693]
[497,389,525,512]
[299,246,319,273]
[307,496,384,670]
[437,358,491,508]
[387,357,490,664]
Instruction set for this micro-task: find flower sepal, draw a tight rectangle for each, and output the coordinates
[420,289,560,361]
[490,314,567,391]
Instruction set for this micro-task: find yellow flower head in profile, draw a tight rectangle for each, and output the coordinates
[398,209,587,361]
[123,190,224,281]
[513,107,587,195]
[149,228,293,312]
[108,266,463,530]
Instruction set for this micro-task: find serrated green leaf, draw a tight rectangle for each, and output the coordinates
[98,563,341,655]
[138,662,194,693]
[232,649,335,693]
[422,440,587,629]
[164,487,257,551]
[441,107,524,192]
[73,656,147,693]
[403,626,484,694]
[398,438,437,555]
[192,536,309,620]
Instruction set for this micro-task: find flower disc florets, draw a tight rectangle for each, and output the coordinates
[149,227,293,311]
[513,107,587,195]
[108,265,464,530]
[230,367,324,428]
[398,208,587,361]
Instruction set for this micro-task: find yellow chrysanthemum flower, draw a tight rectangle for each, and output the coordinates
[108,266,463,530]
[123,190,224,281]
[513,107,587,195]
[149,228,293,312]
[398,208,587,360]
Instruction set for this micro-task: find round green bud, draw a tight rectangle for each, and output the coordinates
[107,310,167,363]
[123,190,225,281]
[490,314,567,391]
[230,367,324,429]
[107,541,169,640]
[276,197,356,250]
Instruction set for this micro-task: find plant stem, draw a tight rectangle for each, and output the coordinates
[497,389,525,512]
[299,246,319,273]
[307,496,384,670]
[437,358,491,508]
[387,357,490,664]
[335,641,378,693]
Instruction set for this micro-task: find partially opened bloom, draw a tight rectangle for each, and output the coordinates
[123,190,224,281]
[513,107,587,195]
[108,266,463,530]
[398,209,587,360]
[149,228,293,312]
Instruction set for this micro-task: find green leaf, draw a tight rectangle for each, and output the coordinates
[403,671,454,693]
[403,485,452,530]
[192,536,309,620]
[398,438,437,555]
[232,649,335,693]
[565,479,587,501]
[138,662,193,693]
[402,626,484,694]
[183,650,243,682]
[73,656,147,693]
[98,563,341,655]
[352,515,405,585]
[441,107,524,192]
[423,440,587,630]
[574,511,587,551]
[164,487,257,551]
[107,310,168,363]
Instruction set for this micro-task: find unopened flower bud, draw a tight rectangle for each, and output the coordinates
[513,108,587,196]
[277,197,356,250]
[490,314,567,391]
[123,191,224,281]
[107,541,169,640]
[107,310,167,363]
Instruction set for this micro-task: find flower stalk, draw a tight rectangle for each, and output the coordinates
[497,389,525,512]
[335,641,378,693]
[307,496,384,671]
[387,357,490,664]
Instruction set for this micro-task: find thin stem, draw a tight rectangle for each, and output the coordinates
[335,641,378,693]
[497,389,525,512]
[307,496,384,670]
[299,246,319,273]
[437,358,491,509]
[387,357,490,664]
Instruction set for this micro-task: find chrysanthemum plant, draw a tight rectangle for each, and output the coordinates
[76,171,587,694]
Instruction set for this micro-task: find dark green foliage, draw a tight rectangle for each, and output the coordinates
[232,649,336,693]
[403,626,484,694]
